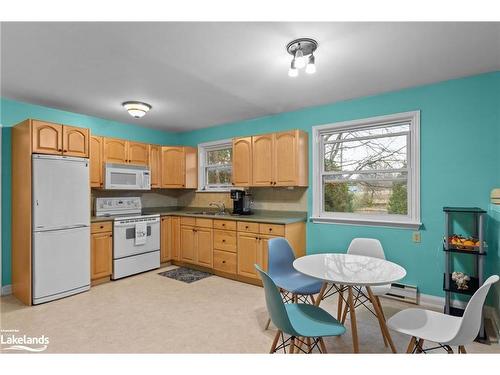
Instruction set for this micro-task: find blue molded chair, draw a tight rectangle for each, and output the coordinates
[256,265,346,354]
[264,238,324,330]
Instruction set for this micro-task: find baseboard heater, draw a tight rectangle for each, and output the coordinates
[383,283,419,304]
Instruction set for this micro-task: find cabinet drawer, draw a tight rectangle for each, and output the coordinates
[180,217,196,226]
[91,221,112,234]
[196,218,213,228]
[213,250,237,274]
[237,221,259,233]
[213,219,236,231]
[259,223,285,236]
[213,230,237,252]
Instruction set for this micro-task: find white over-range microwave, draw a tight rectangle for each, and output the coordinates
[104,163,151,190]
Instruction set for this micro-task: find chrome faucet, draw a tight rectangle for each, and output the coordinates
[209,201,226,215]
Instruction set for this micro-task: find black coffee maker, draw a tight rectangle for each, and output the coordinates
[230,189,253,215]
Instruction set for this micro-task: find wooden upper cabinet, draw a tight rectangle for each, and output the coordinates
[161,147,185,188]
[149,145,161,188]
[104,138,128,164]
[62,125,89,157]
[274,130,300,186]
[128,142,149,166]
[90,136,104,187]
[161,146,197,189]
[32,120,63,155]
[232,137,252,186]
[252,134,274,186]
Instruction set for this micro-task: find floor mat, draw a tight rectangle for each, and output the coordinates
[158,267,213,283]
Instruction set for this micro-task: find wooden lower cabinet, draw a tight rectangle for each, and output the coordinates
[181,226,196,263]
[173,216,306,286]
[91,226,112,281]
[180,224,213,267]
[237,233,274,280]
[213,250,237,274]
[196,227,213,267]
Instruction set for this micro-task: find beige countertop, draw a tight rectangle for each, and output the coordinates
[91,207,307,225]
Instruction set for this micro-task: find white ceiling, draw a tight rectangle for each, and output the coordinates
[1,22,499,132]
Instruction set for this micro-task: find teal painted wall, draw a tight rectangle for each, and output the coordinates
[1,72,499,300]
[1,98,180,285]
[178,72,500,298]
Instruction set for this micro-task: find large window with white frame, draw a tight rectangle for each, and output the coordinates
[198,139,233,191]
[312,111,420,229]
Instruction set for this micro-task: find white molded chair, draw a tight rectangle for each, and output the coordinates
[347,238,391,296]
[387,275,499,353]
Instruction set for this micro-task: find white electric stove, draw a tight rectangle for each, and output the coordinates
[95,197,160,279]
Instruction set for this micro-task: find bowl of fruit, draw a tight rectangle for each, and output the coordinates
[446,235,481,250]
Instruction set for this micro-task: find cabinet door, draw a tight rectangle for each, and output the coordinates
[232,137,252,186]
[260,235,279,272]
[180,226,196,263]
[128,142,149,165]
[91,232,112,280]
[160,217,172,263]
[90,136,103,187]
[237,233,260,279]
[196,227,213,267]
[32,120,63,155]
[252,134,274,186]
[104,138,128,164]
[161,147,185,188]
[62,125,89,157]
[171,217,181,260]
[274,130,298,186]
[149,145,161,188]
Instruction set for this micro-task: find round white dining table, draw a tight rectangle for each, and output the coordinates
[293,253,407,353]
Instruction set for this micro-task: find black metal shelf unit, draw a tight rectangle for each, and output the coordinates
[443,207,487,337]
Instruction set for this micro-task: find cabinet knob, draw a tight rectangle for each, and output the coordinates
[245,226,249,229]
[222,223,225,226]
[64,150,68,152]
[269,228,272,232]
[222,260,226,264]
[58,148,62,152]
[222,239,226,243]
[100,225,104,229]
[269,182,273,185]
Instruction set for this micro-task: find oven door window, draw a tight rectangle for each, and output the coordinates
[125,226,152,239]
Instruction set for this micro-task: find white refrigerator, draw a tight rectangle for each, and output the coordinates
[32,154,90,304]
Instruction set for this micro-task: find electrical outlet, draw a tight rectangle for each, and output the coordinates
[412,231,421,243]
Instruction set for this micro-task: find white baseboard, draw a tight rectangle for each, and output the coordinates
[1,284,12,296]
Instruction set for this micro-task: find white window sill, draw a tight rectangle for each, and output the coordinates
[310,216,422,230]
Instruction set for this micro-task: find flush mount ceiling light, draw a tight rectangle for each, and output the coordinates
[122,101,152,118]
[286,38,318,77]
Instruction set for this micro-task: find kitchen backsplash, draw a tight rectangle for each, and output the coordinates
[91,187,307,213]
[176,187,308,211]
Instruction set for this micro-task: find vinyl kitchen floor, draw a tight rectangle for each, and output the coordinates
[1,265,499,354]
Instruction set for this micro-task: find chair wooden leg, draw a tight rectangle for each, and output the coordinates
[315,282,328,306]
[289,337,296,354]
[306,337,312,353]
[459,345,467,354]
[310,294,316,305]
[337,285,344,321]
[366,286,397,353]
[265,317,271,330]
[415,339,424,353]
[347,286,359,353]
[270,330,281,353]
[319,337,328,354]
[406,337,417,353]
